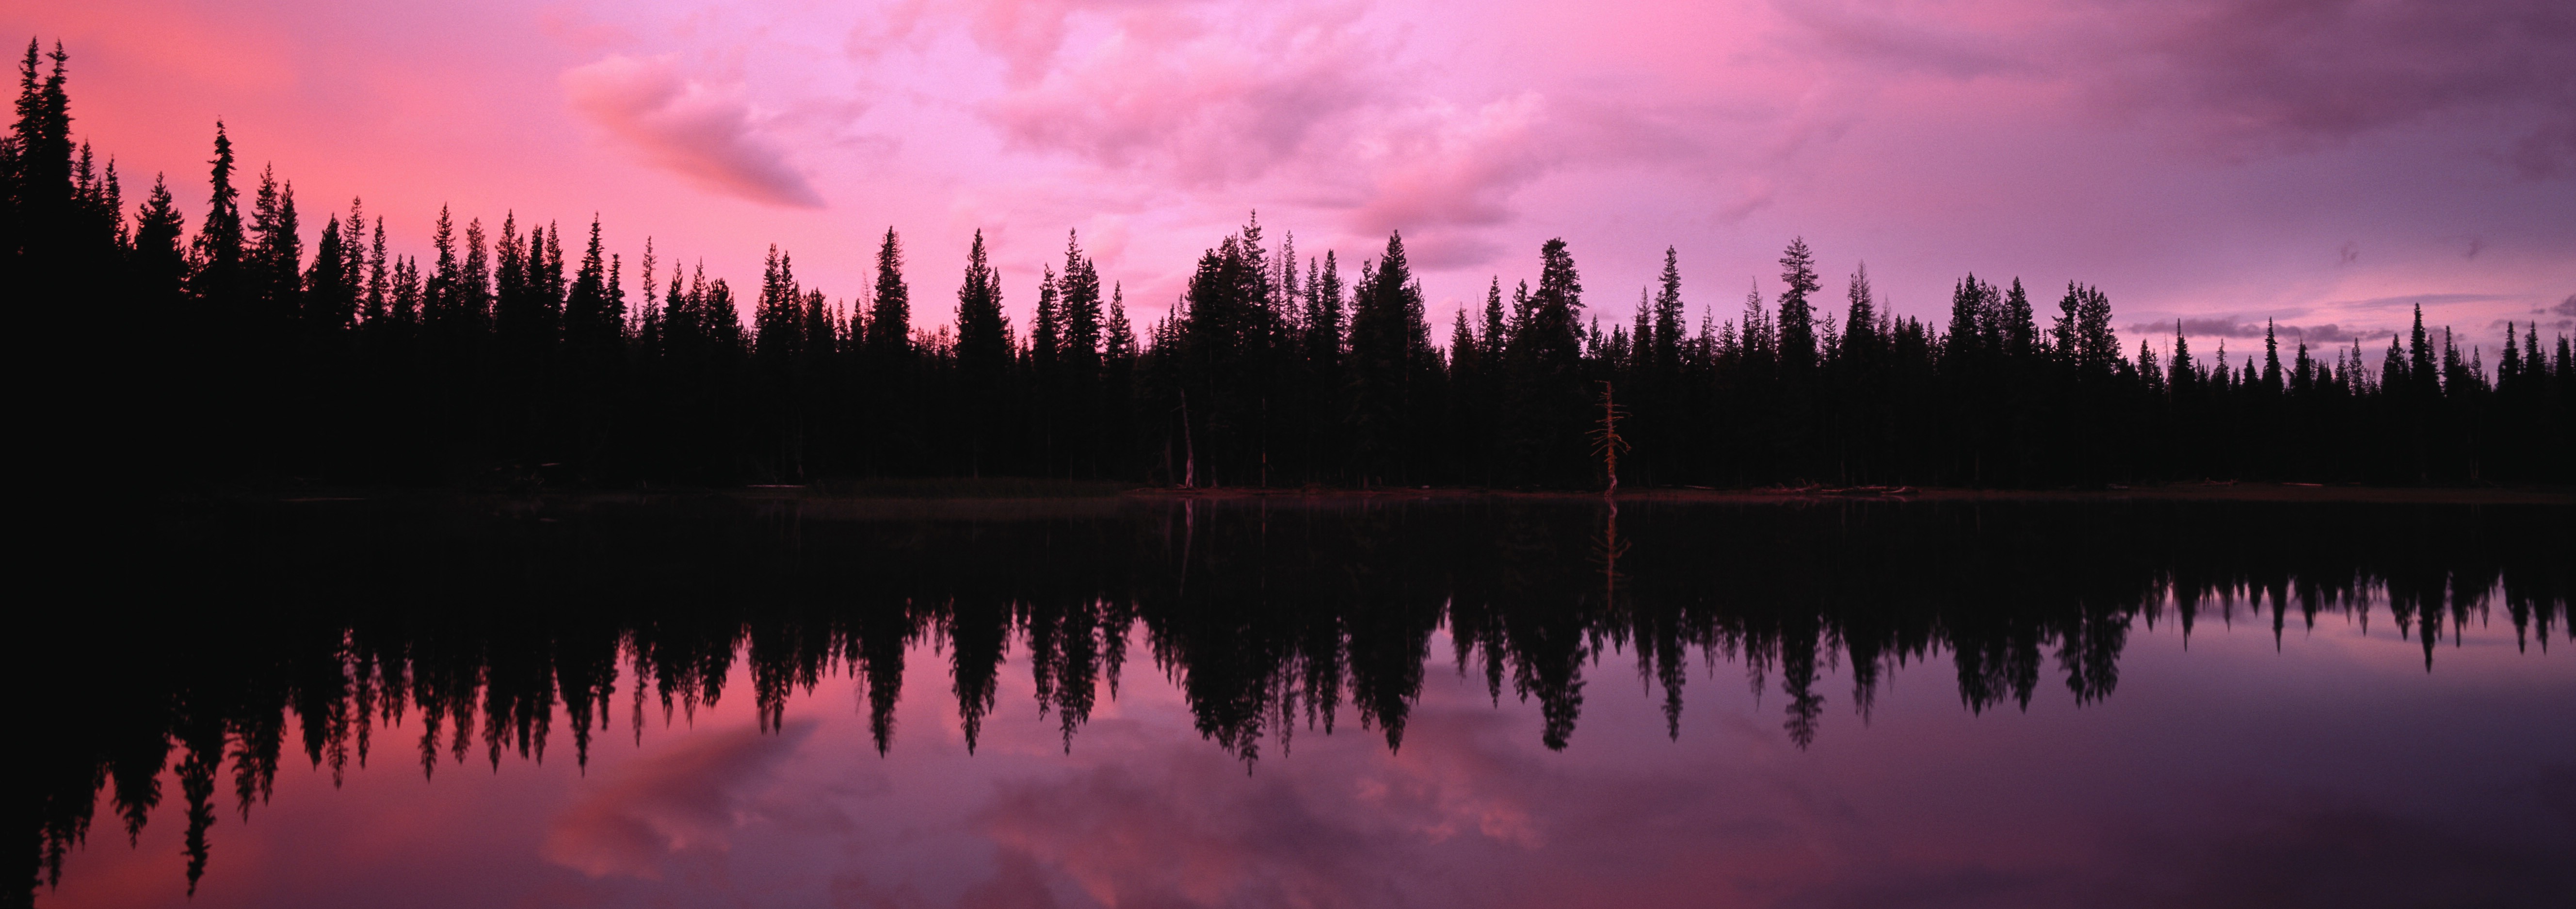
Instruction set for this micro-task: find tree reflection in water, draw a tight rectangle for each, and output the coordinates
[16,496,2568,901]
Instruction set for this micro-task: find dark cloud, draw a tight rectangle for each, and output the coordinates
[563,54,825,209]
[2113,0,2576,164]
[1787,1,2576,173]
[2127,317,2367,342]
[2092,793,2576,909]
[2324,292,2512,311]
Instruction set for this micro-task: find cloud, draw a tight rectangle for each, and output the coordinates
[2110,0,2576,162]
[970,1,1623,256]
[966,712,1558,909]
[980,3,1385,187]
[541,723,816,879]
[1779,0,2576,173]
[562,54,824,209]
[1347,94,1556,233]
[1781,0,2034,81]
[2089,792,2576,909]
[2320,292,2512,312]
[976,758,1395,908]
[2125,317,2368,342]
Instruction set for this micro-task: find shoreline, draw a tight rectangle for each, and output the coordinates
[215,479,2576,508]
[1113,483,2576,506]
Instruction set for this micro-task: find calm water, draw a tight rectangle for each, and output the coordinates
[22,495,2575,909]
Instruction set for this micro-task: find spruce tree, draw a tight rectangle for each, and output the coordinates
[1652,247,1686,375]
[2001,278,2036,360]
[1843,262,1878,360]
[1502,238,1586,484]
[9,41,74,281]
[1031,263,1061,375]
[1775,237,1820,373]
[303,215,355,334]
[2261,320,2283,392]
[564,217,617,364]
[1348,231,1434,482]
[189,124,244,308]
[867,227,909,357]
[130,175,186,312]
[246,164,302,334]
[1059,231,1101,374]
[953,229,1010,475]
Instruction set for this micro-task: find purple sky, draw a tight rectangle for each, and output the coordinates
[44,608,2575,908]
[11,0,2573,356]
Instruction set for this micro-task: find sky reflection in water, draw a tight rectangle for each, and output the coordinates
[35,499,2576,909]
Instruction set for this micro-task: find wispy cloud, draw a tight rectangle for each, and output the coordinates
[541,723,816,879]
[2125,316,2370,343]
[563,54,824,209]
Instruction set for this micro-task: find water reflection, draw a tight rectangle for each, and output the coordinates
[18,497,2571,904]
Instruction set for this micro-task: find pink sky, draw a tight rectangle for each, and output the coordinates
[8,0,2572,354]
[43,608,2575,908]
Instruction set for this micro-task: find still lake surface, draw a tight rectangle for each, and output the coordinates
[24,494,2575,909]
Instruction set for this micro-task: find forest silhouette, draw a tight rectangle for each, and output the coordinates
[15,495,2572,903]
[11,36,2576,909]
[8,41,2570,491]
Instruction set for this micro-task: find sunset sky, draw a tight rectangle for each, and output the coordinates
[10,0,2571,356]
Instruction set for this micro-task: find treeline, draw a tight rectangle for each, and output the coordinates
[19,496,2571,898]
[8,42,2571,488]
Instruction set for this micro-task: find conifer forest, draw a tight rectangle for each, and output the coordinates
[8,42,2570,489]
[10,25,2576,909]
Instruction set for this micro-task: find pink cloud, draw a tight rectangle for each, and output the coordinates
[561,53,824,209]
[540,722,816,879]
[22,0,2572,349]
[1348,94,1555,232]
[976,749,1415,907]
[981,2,1385,187]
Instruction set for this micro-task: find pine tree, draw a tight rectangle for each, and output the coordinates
[461,218,491,330]
[1943,275,1990,370]
[1502,238,1587,484]
[247,164,302,334]
[754,244,802,364]
[2000,278,2035,360]
[1059,231,1101,374]
[1652,247,1686,375]
[9,41,74,282]
[130,175,186,312]
[1843,262,1878,360]
[2261,320,2283,392]
[1301,251,1348,478]
[1031,263,1062,375]
[1349,231,1435,482]
[303,215,354,334]
[423,207,457,330]
[189,124,244,308]
[954,229,1010,475]
[866,227,909,357]
[1775,237,1820,373]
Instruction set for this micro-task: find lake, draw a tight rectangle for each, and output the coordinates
[21,493,2574,908]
